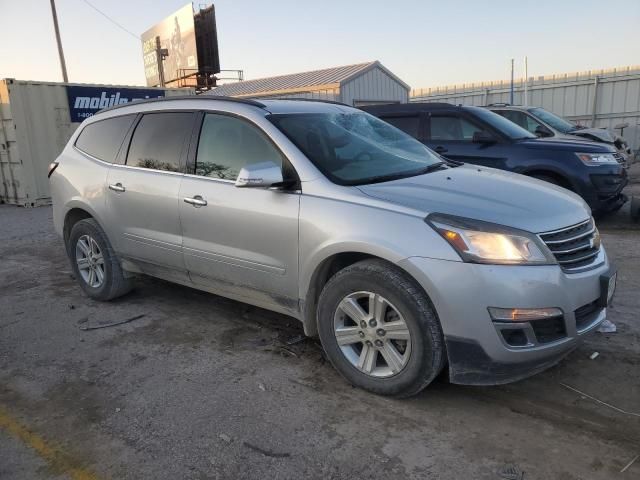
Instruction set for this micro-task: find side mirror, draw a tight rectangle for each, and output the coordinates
[472,131,497,144]
[235,161,284,188]
[534,125,553,137]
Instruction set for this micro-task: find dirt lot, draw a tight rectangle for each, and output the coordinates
[1,200,639,479]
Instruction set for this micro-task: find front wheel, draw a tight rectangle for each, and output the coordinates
[529,173,565,189]
[317,259,445,397]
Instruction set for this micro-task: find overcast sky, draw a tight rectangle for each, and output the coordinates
[1,0,638,90]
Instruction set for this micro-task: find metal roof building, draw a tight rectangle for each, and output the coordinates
[208,61,410,106]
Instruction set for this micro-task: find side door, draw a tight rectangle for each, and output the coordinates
[425,112,506,168]
[179,112,300,314]
[105,111,195,277]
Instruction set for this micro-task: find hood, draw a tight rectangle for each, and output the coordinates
[571,127,615,143]
[358,165,590,233]
[516,136,616,153]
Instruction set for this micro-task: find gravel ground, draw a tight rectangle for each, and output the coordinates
[0,200,638,480]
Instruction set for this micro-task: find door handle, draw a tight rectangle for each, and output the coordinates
[183,195,207,207]
[434,146,448,153]
[108,183,125,192]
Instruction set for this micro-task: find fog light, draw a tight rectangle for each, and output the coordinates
[488,307,563,322]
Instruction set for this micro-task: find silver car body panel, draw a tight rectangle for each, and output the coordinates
[179,174,301,313]
[357,164,590,233]
[50,98,611,385]
[105,164,185,271]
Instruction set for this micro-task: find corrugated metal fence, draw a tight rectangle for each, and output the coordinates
[410,66,640,153]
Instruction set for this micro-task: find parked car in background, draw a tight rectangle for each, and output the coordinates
[50,97,617,397]
[361,103,628,215]
[487,104,632,160]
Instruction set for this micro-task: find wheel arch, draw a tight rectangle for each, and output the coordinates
[301,247,433,338]
[62,200,106,247]
[521,168,575,191]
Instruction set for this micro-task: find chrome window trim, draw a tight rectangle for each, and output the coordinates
[73,145,113,166]
[182,173,302,194]
[74,146,185,177]
[108,162,185,176]
[183,173,235,184]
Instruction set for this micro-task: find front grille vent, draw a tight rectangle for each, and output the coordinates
[539,218,601,272]
[612,152,626,165]
[574,300,601,330]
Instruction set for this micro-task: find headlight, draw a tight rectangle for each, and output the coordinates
[427,214,555,265]
[576,152,618,166]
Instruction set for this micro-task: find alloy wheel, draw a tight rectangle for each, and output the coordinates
[333,291,411,378]
[75,234,105,288]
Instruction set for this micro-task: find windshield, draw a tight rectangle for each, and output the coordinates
[268,112,443,185]
[470,107,536,140]
[528,107,577,134]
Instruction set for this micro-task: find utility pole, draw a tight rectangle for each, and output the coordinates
[49,0,68,82]
[591,76,600,127]
[155,36,169,87]
[509,58,514,105]
[523,56,529,107]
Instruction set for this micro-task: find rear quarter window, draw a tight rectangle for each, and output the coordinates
[125,112,193,172]
[381,115,421,138]
[75,114,136,162]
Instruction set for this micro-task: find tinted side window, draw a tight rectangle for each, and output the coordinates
[195,114,284,180]
[75,115,135,162]
[522,113,544,133]
[495,110,542,134]
[126,112,192,172]
[382,115,420,138]
[496,110,526,128]
[430,115,487,141]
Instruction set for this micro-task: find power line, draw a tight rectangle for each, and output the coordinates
[81,0,139,39]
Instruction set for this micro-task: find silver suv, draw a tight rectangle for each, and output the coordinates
[488,104,632,161]
[49,97,617,396]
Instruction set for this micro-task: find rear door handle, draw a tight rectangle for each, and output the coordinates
[183,195,207,207]
[434,146,448,153]
[108,183,125,192]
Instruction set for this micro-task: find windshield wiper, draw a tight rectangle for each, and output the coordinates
[355,162,446,185]
[415,161,447,174]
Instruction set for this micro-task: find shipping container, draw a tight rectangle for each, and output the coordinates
[0,79,193,206]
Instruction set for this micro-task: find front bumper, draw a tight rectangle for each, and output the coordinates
[398,252,612,385]
[586,170,628,213]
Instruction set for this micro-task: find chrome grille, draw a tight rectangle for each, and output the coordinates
[539,218,601,272]
[612,152,627,167]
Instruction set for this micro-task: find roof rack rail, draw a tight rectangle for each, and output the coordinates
[96,95,266,115]
[267,98,350,107]
[487,103,511,107]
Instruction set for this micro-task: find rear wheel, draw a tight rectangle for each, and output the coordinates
[317,259,445,397]
[67,218,132,301]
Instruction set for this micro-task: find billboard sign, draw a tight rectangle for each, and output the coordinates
[66,86,166,122]
[142,3,198,86]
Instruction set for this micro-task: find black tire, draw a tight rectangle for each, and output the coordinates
[529,173,564,188]
[317,259,445,397]
[67,218,132,301]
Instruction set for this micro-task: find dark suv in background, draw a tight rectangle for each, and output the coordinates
[362,103,627,215]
